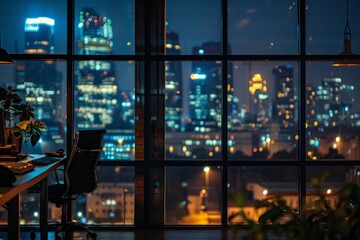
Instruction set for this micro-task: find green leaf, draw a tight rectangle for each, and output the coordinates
[12,95,22,103]
[258,206,283,224]
[31,133,40,147]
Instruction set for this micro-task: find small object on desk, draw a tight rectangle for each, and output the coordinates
[30,156,62,165]
[0,154,22,162]
[45,148,65,157]
[0,161,35,175]
[0,144,19,155]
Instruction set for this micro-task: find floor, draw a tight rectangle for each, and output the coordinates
[0,228,283,240]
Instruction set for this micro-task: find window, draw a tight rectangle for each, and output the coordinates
[0,0,359,228]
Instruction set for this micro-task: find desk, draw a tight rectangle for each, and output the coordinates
[0,154,63,240]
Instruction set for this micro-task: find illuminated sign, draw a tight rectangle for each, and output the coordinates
[25,17,55,32]
[190,73,207,80]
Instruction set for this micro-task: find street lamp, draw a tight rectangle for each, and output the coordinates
[200,189,207,211]
[203,167,210,212]
[203,166,210,190]
[123,188,128,225]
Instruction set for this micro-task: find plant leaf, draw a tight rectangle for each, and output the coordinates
[31,133,40,147]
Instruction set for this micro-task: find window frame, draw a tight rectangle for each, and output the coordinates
[5,0,360,228]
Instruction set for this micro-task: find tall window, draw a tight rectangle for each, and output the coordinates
[0,0,359,227]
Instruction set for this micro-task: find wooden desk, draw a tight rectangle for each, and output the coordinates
[0,154,63,240]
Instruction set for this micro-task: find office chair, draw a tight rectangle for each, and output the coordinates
[30,129,106,240]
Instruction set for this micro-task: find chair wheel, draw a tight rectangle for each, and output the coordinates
[30,231,36,240]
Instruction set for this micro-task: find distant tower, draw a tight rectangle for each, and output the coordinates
[24,17,55,54]
[188,42,234,132]
[248,73,269,124]
[18,17,60,122]
[15,17,64,152]
[316,78,353,128]
[272,65,295,129]
[76,8,117,129]
[188,42,221,132]
[306,85,317,126]
[165,29,182,131]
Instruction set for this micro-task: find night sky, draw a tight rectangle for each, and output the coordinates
[1,0,360,111]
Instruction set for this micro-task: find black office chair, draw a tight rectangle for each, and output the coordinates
[30,129,106,240]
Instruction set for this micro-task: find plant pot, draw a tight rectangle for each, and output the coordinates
[5,127,22,153]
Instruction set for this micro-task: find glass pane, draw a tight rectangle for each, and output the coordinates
[306,0,360,55]
[228,0,298,55]
[75,0,135,55]
[306,166,356,213]
[166,166,222,225]
[72,166,135,225]
[0,61,67,154]
[228,62,299,160]
[0,0,67,54]
[166,0,221,55]
[165,61,222,160]
[15,166,135,225]
[74,61,135,160]
[228,166,299,224]
[306,62,360,160]
[29,168,135,225]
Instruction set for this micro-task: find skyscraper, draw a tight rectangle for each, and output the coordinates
[24,17,55,54]
[316,78,353,128]
[16,17,64,153]
[248,73,269,124]
[188,42,233,132]
[76,8,117,129]
[21,17,58,119]
[165,30,182,131]
[272,65,295,129]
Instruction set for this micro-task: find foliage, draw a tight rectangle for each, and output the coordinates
[229,172,360,240]
[0,85,46,146]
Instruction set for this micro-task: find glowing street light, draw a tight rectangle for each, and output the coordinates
[203,166,210,190]
[262,189,268,196]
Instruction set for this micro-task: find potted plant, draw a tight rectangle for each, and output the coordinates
[0,85,46,150]
[229,172,360,240]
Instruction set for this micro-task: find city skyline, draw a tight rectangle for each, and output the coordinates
[1,0,360,227]
[0,4,359,161]
[2,1,360,107]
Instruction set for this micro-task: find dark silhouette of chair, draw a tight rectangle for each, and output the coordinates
[30,129,106,240]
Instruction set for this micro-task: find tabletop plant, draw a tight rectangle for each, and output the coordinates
[229,172,360,240]
[0,85,46,147]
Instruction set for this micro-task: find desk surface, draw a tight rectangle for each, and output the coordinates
[0,154,64,205]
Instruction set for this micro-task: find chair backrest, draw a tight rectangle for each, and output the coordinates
[64,130,106,196]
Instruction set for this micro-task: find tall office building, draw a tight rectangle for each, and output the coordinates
[16,17,64,152]
[76,8,136,161]
[315,78,353,128]
[272,65,295,129]
[24,17,55,54]
[306,85,317,126]
[165,30,183,131]
[248,73,269,124]
[188,42,234,132]
[76,8,117,129]
[21,17,58,119]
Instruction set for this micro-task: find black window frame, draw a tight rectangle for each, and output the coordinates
[5,0,360,229]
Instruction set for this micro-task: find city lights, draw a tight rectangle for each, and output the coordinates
[262,189,268,196]
[2,0,360,228]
